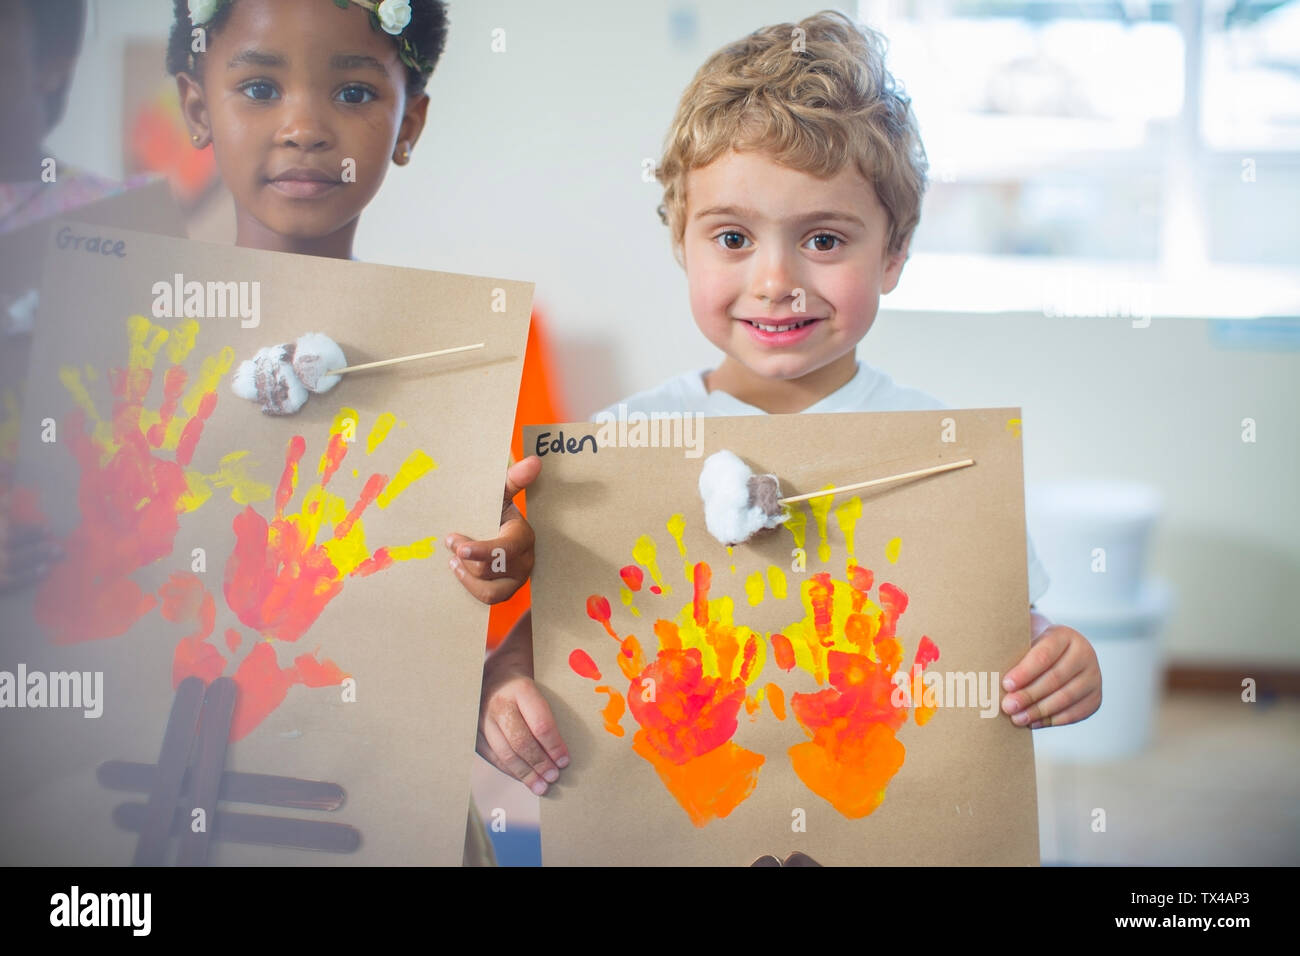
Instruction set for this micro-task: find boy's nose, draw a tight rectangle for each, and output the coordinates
[750,247,800,305]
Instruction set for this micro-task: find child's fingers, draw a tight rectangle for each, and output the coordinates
[1030,686,1103,729]
[1,525,61,555]
[476,728,544,793]
[0,561,51,594]
[1009,670,1097,726]
[449,558,500,603]
[1002,640,1089,720]
[449,558,526,604]
[448,538,526,578]
[503,456,542,505]
[1001,626,1071,696]
[445,531,533,582]
[495,704,560,786]
[515,684,570,769]
[478,720,548,795]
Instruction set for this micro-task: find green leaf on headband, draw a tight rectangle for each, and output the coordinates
[333,0,349,9]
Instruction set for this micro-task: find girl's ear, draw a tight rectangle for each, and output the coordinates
[393,92,430,165]
[176,72,212,149]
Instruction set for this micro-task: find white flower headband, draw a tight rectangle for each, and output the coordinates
[188,0,432,74]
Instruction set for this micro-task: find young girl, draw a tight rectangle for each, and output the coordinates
[170,0,435,260]
[165,0,540,863]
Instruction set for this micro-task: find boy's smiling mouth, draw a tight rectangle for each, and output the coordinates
[267,167,343,199]
[736,316,825,345]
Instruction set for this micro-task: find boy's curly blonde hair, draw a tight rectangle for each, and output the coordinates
[656,10,928,260]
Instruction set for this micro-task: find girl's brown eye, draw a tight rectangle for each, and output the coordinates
[337,85,376,105]
[240,81,278,101]
[717,231,748,250]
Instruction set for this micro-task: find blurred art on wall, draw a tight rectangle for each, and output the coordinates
[122,39,233,244]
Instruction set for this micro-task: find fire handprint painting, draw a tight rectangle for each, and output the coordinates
[34,313,263,645]
[571,508,940,827]
[164,407,438,742]
[528,413,1040,866]
[1,227,534,865]
[575,539,769,826]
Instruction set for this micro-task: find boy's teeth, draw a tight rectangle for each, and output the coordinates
[753,319,813,332]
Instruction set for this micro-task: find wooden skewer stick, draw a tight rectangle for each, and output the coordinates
[778,458,975,507]
[332,342,485,376]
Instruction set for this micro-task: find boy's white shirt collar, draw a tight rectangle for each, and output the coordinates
[687,360,883,416]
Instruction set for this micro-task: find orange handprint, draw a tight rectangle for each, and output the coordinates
[33,315,260,644]
[572,520,769,827]
[773,565,939,818]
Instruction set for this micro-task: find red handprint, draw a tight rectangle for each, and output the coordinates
[571,521,769,827]
[162,408,438,740]
[35,315,242,644]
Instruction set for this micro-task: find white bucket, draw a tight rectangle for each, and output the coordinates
[1031,581,1172,762]
[1027,480,1162,609]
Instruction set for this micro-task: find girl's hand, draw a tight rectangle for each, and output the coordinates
[1001,610,1102,729]
[0,520,60,594]
[444,456,540,605]
[0,474,61,594]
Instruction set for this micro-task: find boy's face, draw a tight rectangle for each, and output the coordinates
[681,149,907,385]
[177,0,427,242]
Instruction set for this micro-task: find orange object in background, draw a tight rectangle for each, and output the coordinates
[486,308,566,650]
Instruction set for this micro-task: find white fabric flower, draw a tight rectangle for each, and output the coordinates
[376,0,412,35]
[188,0,221,25]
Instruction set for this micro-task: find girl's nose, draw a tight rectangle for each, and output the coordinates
[275,98,333,150]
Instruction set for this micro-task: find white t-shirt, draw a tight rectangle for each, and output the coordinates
[596,360,1051,606]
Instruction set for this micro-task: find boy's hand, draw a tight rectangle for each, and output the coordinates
[444,456,541,605]
[1001,611,1102,729]
[478,620,570,795]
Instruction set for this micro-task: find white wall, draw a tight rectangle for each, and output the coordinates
[44,1,1299,665]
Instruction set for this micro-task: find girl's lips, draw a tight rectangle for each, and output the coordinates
[738,317,823,347]
[267,178,340,199]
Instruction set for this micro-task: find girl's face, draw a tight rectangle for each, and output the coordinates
[177,0,428,249]
[681,149,907,388]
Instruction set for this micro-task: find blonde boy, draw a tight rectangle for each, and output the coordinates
[478,10,1100,799]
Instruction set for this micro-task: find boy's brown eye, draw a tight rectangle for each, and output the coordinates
[809,234,840,252]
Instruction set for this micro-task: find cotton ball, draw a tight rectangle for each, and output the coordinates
[699,450,788,546]
[290,332,346,393]
[231,345,308,416]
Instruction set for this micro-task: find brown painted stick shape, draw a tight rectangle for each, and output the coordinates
[114,803,362,854]
[133,677,205,866]
[177,677,237,866]
[98,762,346,811]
